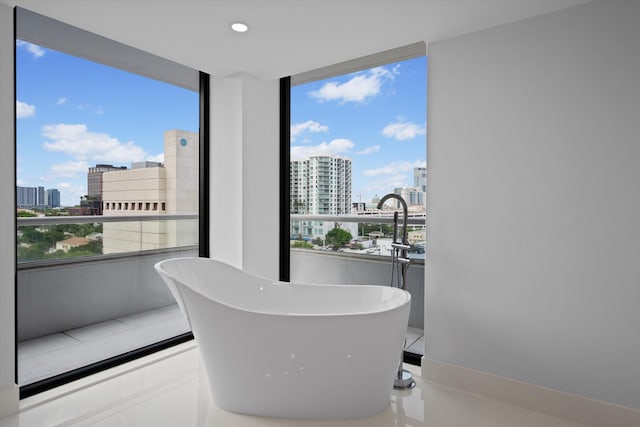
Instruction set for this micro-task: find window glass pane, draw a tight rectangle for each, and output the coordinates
[16,38,199,388]
[290,56,426,258]
[289,55,427,358]
[16,42,198,261]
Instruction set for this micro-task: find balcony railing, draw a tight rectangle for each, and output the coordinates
[17,213,197,226]
[291,213,425,224]
[290,213,426,260]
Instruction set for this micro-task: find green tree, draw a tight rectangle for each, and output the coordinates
[19,226,44,244]
[17,211,37,217]
[67,239,103,256]
[42,229,65,246]
[360,223,393,237]
[325,227,352,250]
[291,240,313,249]
[17,243,48,261]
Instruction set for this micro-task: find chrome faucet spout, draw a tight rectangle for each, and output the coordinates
[377,193,409,245]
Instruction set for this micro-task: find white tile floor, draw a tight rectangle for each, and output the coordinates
[1,342,589,427]
[18,307,424,386]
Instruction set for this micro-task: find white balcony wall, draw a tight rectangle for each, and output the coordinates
[291,250,424,330]
[17,249,197,341]
[0,3,18,417]
[427,0,640,410]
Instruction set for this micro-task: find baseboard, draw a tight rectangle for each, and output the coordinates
[422,356,640,427]
[0,384,19,418]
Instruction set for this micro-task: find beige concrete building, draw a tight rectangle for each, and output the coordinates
[102,130,199,254]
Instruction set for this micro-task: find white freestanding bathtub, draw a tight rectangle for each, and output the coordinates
[154,257,411,420]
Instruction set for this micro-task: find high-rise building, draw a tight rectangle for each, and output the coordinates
[17,186,35,208]
[36,186,45,207]
[290,156,355,240]
[414,167,426,192]
[101,130,198,254]
[16,186,46,208]
[87,164,128,214]
[291,156,351,215]
[379,167,427,213]
[393,187,425,210]
[45,189,61,208]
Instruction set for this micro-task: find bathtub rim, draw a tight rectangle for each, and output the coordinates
[154,257,412,318]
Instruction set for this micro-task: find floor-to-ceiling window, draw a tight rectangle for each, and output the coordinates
[282,43,427,361]
[15,7,209,396]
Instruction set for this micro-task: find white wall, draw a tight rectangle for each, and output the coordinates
[426,0,640,410]
[241,75,279,280]
[210,75,244,268]
[0,3,18,417]
[210,73,280,279]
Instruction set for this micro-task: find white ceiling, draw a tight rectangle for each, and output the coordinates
[3,0,591,79]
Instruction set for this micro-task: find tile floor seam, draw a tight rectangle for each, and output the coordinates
[62,331,84,343]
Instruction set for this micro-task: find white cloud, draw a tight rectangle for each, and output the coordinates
[382,121,426,141]
[16,100,35,118]
[77,104,104,115]
[55,182,87,207]
[41,123,148,164]
[56,97,68,105]
[17,41,45,59]
[308,67,395,104]
[365,174,409,195]
[49,160,90,178]
[363,160,426,177]
[291,139,354,161]
[356,145,380,155]
[147,153,164,163]
[290,120,328,141]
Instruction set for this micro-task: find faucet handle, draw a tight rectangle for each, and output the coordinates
[391,242,410,250]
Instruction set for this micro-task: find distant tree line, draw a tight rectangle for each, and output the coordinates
[17,222,103,262]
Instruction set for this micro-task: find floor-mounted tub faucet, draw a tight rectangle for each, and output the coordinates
[378,193,416,390]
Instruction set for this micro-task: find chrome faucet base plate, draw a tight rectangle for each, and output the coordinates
[393,369,416,390]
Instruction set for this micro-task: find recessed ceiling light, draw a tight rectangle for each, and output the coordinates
[230,22,249,33]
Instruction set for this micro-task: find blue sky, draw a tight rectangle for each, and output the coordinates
[17,40,426,208]
[16,40,198,207]
[291,56,427,203]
